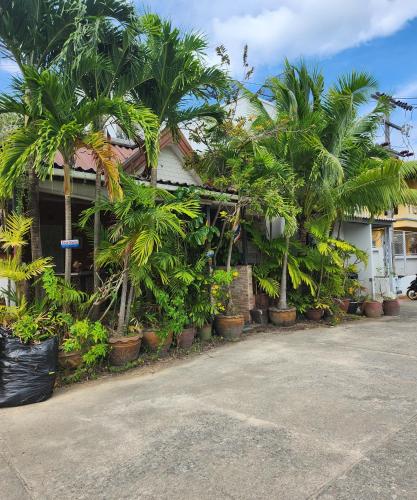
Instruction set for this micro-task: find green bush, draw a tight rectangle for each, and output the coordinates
[62,319,109,366]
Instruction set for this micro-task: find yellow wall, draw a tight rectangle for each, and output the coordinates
[394,204,417,230]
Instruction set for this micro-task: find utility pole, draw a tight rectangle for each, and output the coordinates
[371,92,413,295]
[372,92,413,157]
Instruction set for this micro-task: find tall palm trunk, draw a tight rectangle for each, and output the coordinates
[63,161,72,283]
[150,166,158,187]
[124,285,135,330]
[117,253,129,336]
[93,169,101,291]
[277,236,290,310]
[28,167,43,299]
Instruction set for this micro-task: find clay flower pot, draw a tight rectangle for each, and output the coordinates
[214,314,244,340]
[333,298,350,312]
[268,307,296,326]
[142,330,173,355]
[305,308,325,321]
[58,350,83,370]
[340,298,351,312]
[177,326,196,349]
[108,334,142,366]
[382,298,400,316]
[363,300,383,318]
[198,324,212,341]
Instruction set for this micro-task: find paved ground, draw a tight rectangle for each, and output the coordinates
[1,302,417,500]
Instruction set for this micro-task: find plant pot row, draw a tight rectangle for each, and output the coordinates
[362,298,400,318]
[262,296,401,327]
[59,324,217,369]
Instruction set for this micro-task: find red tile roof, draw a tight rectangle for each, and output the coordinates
[54,140,138,172]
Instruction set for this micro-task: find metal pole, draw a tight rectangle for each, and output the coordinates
[402,230,407,275]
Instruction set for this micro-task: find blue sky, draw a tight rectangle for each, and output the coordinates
[1,0,416,151]
[143,0,417,153]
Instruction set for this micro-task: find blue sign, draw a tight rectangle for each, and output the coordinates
[61,239,80,249]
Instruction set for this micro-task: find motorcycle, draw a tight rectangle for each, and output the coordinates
[407,275,417,300]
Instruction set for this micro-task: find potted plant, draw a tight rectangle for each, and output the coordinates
[362,298,383,318]
[198,323,212,341]
[305,300,330,321]
[108,322,143,366]
[188,263,216,342]
[382,294,400,316]
[61,319,109,367]
[212,269,244,340]
[343,276,367,314]
[141,312,173,355]
[268,236,297,326]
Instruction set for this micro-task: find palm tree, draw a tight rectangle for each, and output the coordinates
[245,61,417,307]
[0,68,158,283]
[0,0,135,266]
[249,61,417,238]
[66,18,156,293]
[130,14,229,186]
[81,174,201,335]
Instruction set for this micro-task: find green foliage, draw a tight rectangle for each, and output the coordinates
[0,213,52,306]
[211,269,237,315]
[11,310,73,344]
[41,268,86,312]
[62,319,109,367]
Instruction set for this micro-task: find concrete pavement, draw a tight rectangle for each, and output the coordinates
[1,301,417,499]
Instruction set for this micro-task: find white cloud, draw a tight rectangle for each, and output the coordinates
[210,0,417,72]
[152,1,417,73]
[395,80,417,98]
[0,59,20,74]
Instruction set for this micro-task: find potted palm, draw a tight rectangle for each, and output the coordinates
[268,237,297,326]
[212,269,244,340]
[81,176,200,360]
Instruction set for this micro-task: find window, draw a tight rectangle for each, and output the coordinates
[406,233,417,255]
[394,232,404,255]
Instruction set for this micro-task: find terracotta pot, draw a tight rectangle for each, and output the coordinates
[58,350,83,370]
[108,334,142,366]
[268,307,296,326]
[214,314,244,340]
[198,324,212,341]
[177,326,196,349]
[340,298,351,312]
[363,300,383,318]
[305,308,325,321]
[347,301,360,315]
[255,292,270,309]
[142,330,173,354]
[382,298,400,316]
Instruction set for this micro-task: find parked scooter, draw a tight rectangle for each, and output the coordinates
[407,275,417,300]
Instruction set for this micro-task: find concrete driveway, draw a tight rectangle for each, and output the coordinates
[1,302,417,500]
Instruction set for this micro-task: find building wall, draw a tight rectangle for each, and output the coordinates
[340,222,374,295]
[157,146,201,186]
[393,204,417,230]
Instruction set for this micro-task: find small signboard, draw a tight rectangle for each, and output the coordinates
[60,239,80,249]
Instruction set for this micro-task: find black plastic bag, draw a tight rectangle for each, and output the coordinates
[0,328,58,408]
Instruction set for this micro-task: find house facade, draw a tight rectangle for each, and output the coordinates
[392,198,417,294]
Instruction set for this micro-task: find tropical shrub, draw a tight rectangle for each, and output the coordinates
[62,319,108,367]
